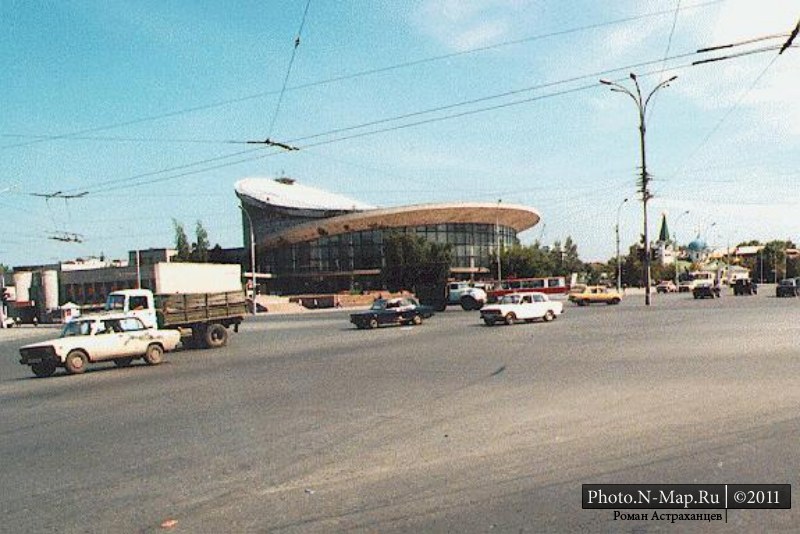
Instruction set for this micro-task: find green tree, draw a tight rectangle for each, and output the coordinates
[172,219,191,261]
[382,232,452,294]
[192,221,210,262]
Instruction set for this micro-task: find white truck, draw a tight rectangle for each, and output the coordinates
[446,281,488,311]
[103,263,247,349]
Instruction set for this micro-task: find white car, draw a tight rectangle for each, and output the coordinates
[19,314,181,378]
[479,292,563,326]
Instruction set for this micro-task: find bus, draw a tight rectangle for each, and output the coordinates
[487,276,568,301]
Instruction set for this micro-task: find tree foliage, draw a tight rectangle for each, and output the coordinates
[192,220,210,262]
[383,232,452,293]
[172,219,191,261]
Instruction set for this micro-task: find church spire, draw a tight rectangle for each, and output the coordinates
[658,213,670,242]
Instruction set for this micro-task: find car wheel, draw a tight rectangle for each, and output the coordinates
[31,361,56,378]
[204,323,229,348]
[411,315,422,325]
[113,357,134,368]
[610,298,620,305]
[504,313,516,326]
[368,317,379,329]
[543,310,555,322]
[143,344,164,365]
[65,350,88,375]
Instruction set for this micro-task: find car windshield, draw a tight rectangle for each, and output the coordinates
[780,279,795,286]
[370,300,388,310]
[61,321,93,337]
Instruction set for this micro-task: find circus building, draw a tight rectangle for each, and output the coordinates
[235,177,541,294]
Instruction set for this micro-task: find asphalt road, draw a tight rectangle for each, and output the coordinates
[1,290,799,533]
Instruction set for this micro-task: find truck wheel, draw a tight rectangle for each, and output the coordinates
[504,313,516,326]
[204,324,229,348]
[460,296,477,311]
[114,357,134,368]
[411,315,422,325]
[65,350,88,374]
[31,361,56,378]
[144,344,164,365]
[543,310,555,322]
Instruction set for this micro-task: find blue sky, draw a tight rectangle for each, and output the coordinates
[1,0,798,267]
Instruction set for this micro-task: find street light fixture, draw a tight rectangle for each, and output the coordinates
[238,203,258,316]
[600,73,677,306]
[615,198,629,293]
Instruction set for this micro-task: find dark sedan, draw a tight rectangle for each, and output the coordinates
[350,298,434,329]
[776,279,799,297]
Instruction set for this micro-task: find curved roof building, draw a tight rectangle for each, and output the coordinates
[235,177,541,293]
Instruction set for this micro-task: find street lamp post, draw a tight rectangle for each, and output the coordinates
[673,210,690,288]
[495,199,503,283]
[238,204,258,316]
[615,198,628,293]
[600,73,677,306]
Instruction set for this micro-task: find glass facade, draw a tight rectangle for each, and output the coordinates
[264,223,518,293]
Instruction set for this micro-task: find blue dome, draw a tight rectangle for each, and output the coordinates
[687,239,707,251]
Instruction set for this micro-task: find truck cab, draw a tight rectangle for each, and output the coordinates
[105,289,158,328]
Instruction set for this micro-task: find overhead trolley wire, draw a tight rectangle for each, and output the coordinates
[266,0,312,138]
[1,0,725,151]
[57,44,787,197]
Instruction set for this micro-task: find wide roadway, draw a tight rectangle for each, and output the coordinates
[1,290,798,532]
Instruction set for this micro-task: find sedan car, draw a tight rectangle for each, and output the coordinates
[776,278,799,297]
[350,298,434,329]
[656,280,677,293]
[693,284,721,299]
[479,292,563,326]
[568,285,622,306]
[19,314,181,377]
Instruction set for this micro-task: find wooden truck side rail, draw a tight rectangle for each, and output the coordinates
[156,291,247,349]
[157,291,247,327]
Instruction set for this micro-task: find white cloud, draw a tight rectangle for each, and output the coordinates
[412,0,536,51]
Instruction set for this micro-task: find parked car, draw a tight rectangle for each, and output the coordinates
[678,280,695,293]
[776,278,799,297]
[568,285,622,306]
[479,292,563,326]
[656,280,677,293]
[18,314,181,378]
[350,298,434,329]
[732,278,757,296]
[693,284,721,299]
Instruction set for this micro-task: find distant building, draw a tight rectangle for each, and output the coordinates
[235,177,541,294]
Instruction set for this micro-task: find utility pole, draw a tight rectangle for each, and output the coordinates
[239,204,258,316]
[600,73,677,306]
[616,198,628,293]
[673,210,690,288]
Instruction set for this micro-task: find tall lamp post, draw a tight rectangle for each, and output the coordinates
[673,210,690,288]
[615,198,628,293]
[495,199,503,283]
[238,204,258,316]
[600,73,677,306]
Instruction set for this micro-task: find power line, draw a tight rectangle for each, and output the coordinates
[61,46,787,197]
[266,0,312,138]
[0,0,725,151]
[647,0,682,121]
